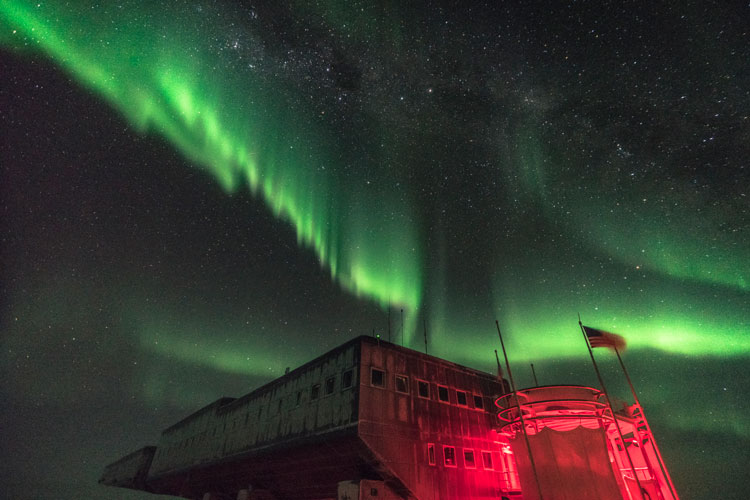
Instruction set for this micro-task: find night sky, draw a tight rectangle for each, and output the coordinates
[1,2,748,499]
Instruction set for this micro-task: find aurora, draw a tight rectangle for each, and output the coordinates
[0,1,423,315]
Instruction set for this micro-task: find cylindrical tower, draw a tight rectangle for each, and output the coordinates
[496,385,671,500]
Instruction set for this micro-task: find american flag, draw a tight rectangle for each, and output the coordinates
[582,325,626,351]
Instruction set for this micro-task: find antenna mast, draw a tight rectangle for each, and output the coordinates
[400,308,404,346]
[387,306,391,342]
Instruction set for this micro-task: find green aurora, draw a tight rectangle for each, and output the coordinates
[1,1,747,362]
[0,1,422,315]
[511,123,748,292]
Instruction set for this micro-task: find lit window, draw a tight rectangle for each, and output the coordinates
[371,368,385,388]
[342,369,353,389]
[395,375,409,394]
[464,449,476,469]
[444,446,457,467]
[418,380,430,399]
[325,376,335,395]
[482,451,493,470]
[473,394,484,410]
[456,390,468,406]
[311,384,320,400]
[428,443,436,466]
[438,385,449,403]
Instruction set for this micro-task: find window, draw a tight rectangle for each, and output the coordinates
[443,446,457,467]
[417,380,430,399]
[427,443,436,465]
[438,385,449,403]
[311,383,320,400]
[473,394,484,410]
[325,376,335,395]
[464,449,476,469]
[342,369,353,389]
[482,451,493,470]
[456,390,468,406]
[371,368,385,388]
[296,391,302,406]
[278,399,283,413]
[395,375,409,394]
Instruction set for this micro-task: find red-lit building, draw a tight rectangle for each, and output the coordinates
[101,336,677,500]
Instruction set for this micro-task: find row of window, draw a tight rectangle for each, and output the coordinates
[370,368,486,410]
[159,367,488,461]
[428,443,494,470]
[159,368,357,460]
[304,368,354,403]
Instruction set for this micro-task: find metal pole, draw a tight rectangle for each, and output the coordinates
[400,308,404,347]
[423,318,428,355]
[615,348,679,500]
[387,306,391,343]
[578,319,645,500]
[530,363,539,387]
[496,320,544,500]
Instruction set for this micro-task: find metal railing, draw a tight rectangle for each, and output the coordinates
[495,385,614,431]
[621,466,655,482]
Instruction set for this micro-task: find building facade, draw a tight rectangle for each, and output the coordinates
[101,336,676,500]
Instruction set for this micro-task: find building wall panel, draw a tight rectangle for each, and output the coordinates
[148,342,360,478]
[358,340,515,500]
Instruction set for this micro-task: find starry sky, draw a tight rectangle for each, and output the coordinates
[1,2,748,499]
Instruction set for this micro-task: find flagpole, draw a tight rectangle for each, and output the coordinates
[496,320,544,500]
[494,349,509,394]
[615,347,679,500]
[400,308,404,347]
[578,318,645,500]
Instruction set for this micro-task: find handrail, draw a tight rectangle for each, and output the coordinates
[495,385,602,407]
[496,400,608,423]
[495,385,620,430]
[621,467,654,481]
